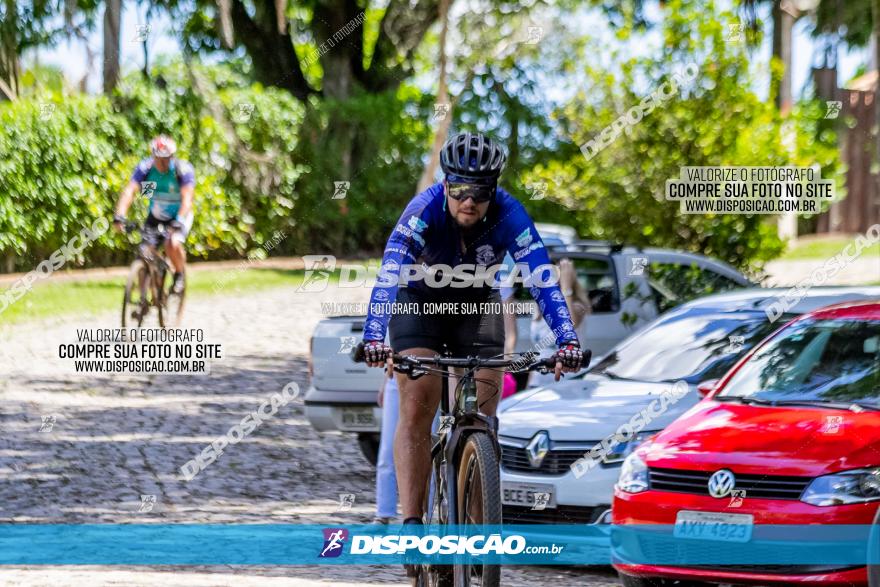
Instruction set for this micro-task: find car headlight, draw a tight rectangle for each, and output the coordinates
[603,431,658,464]
[801,468,880,506]
[616,452,649,494]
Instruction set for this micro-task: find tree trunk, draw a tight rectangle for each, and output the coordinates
[0,2,20,101]
[772,0,794,113]
[873,0,880,224]
[230,0,313,100]
[103,0,122,94]
[417,0,452,193]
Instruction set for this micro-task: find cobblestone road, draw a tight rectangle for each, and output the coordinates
[0,284,620,586]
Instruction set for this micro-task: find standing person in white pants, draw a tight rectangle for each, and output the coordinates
[374,366,399,524]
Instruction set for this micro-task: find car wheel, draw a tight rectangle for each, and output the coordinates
[870,506,880,587]
[357,433,380,467]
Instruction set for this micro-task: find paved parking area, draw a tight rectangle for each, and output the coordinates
[0,284,621,586]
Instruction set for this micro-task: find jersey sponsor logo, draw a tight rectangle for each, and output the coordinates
[515,227,533,248]
[385,245,407,256]
[475,244,496,266]
[365,319,384,336]
[374,289,390,302]
[395,222,427,246]
[557,307,571,319]
[381,260,400,273]
[538,299,546,313]
[513,241,544,261]
[554,323,573,334]
[407,216,428,233]
[550,291,565,303]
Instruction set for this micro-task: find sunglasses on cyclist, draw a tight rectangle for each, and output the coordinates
[446,182,495,203]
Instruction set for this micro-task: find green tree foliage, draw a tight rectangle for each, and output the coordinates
[0,60,431,271]
[527,0,839,272]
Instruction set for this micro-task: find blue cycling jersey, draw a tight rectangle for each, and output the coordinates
[363,182,579,346]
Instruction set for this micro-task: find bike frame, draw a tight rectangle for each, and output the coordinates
[431,363,501,531]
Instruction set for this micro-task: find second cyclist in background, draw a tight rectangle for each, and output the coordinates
[113,135,195,294]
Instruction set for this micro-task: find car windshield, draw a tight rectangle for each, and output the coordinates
[588,312,784,383]
[718,318,880,407]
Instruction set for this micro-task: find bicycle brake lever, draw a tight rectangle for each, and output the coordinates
[407,368,428,380]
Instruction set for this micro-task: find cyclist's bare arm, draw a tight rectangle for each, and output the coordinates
[115,181,140,219]
[177,184,194,218]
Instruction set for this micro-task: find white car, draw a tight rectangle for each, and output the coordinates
[498,286,880,526]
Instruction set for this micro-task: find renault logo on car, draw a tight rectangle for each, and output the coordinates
[708,469,736,498]
[526,431,550,468]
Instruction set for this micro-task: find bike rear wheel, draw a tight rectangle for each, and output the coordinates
[456,431,502,587]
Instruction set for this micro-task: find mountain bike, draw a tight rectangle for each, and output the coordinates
[354,346,590,586]
[120,222,186,328]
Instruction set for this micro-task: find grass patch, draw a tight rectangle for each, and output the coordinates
[0,267,323,325]
[779,235,880,261]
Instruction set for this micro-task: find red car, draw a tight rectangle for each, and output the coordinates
[612,300,880,586]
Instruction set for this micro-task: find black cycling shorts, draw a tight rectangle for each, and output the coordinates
[389,287,504,358]
[141,212,192,247]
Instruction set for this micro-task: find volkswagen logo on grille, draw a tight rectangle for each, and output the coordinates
[708,469,736,498]
[525,431,550,468]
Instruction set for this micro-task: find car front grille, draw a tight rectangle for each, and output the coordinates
[500,445,587,476]
[502,504,609,525]
[648,467,812,500]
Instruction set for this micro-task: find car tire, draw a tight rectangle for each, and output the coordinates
[870,507,880,587]
[357,433,380,467]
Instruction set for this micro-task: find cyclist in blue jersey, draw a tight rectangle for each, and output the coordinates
[113,135,195,294]
[358,132,584,547]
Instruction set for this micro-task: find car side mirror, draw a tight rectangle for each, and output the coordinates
[697,379,720,398]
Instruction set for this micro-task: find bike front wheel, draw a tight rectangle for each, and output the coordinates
[158,268,185,327]
[455,431,502,587]
[122,259,149,328]
[417,441,453,587]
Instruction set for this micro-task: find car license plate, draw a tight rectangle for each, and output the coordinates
[673,510,753,543]
[501,481,557,509]
[339,407,376,430]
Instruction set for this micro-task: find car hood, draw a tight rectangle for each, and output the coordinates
[498,374,700,442]
[641,400,880,476]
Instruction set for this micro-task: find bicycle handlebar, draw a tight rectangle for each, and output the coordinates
[351,342,590,373]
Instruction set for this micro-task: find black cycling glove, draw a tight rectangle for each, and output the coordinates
[553,342,584,371]
[362,340,392,365]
